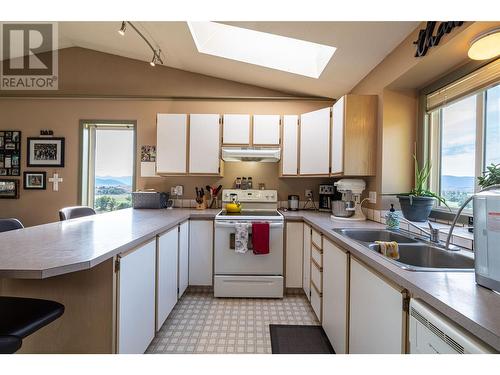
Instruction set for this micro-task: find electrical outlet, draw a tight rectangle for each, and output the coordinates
[369,191,377,204]
[305,190,313,198]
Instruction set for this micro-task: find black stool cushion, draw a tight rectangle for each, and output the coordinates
[0,296,65,339]
[0,335,22,354]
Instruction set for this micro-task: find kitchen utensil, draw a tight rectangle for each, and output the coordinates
[225,193,241,213]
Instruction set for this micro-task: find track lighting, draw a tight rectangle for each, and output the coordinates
[117,21,164,67]
[149,49,163,67]
[118,21,126,36]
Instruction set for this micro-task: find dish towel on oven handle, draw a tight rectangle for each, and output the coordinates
[252,222,270,255]
[235,222,250,254]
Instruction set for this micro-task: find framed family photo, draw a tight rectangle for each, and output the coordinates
[24,171,46,190]
[27,137,65,167]
[0,130,21,176]
[0,179,19,199]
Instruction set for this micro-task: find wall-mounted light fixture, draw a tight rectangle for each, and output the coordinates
[468,27,500,60]
[118,21,164,66]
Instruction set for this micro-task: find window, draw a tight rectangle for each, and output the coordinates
[81,121,136,212]
[428,83,499,212]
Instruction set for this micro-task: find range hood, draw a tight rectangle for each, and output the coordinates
[222,147,281,162]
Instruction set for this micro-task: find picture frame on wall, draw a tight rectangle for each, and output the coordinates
[27,137,65,167]
[0,179,19,199]
[0,130,21,176]
[23,171,46,190]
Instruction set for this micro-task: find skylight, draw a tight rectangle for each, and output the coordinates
[187,22,336,79]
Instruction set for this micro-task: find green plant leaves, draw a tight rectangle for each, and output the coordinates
[478,163,500,189]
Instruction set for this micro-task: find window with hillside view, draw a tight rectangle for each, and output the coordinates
[81,122,135,212]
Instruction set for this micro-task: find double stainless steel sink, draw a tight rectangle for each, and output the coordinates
[334,229,474,272]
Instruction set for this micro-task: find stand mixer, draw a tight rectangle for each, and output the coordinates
[331,179,368,221]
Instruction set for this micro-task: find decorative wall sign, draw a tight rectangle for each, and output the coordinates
[0,178,19,199]
[413,21,464,57]
[27,137,65,167]
[48,172,63,191]
[0,130,21,176]
[24,171,47,190]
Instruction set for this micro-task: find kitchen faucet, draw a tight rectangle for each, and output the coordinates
[398,217,440,243]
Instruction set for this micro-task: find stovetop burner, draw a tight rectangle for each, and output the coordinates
[219,210,282,217]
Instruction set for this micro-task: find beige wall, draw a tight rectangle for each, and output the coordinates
[0,50,335,227]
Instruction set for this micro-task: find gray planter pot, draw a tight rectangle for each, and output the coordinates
[397,195,435,222]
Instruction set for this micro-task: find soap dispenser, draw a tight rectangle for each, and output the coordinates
[385,204,400,230]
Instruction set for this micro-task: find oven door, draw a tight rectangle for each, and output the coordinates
[214,220,284,275]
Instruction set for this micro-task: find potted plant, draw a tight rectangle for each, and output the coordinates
[397,155,448,222]
[478,163,500,189]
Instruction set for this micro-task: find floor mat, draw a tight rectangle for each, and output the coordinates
[269,324,335,354]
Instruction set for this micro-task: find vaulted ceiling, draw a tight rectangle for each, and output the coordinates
[55,22,418,98]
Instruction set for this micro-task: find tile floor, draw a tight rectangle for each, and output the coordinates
[146,290,319,354]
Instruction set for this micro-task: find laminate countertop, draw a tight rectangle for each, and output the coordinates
[1,208,499,351]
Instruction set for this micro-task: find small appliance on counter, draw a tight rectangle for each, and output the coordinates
[132,191,172,209]
[288,195,299,211]
[331,179,367,221]
[319,184,340,212]
[474,187,500,293]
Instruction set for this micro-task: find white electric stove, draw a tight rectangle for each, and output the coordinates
[214,189,284,298]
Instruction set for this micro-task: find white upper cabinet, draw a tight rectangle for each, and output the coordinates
[222,114,250,145]
[156,114,188,174]
[189,114,221,174]
[331,96,345,175]
[299,107,331,175]
[253,115,280,145]
[281,115,299,176]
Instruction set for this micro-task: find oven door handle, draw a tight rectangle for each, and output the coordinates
[215,221,284,229]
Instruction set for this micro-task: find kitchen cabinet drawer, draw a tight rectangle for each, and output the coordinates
[311,283,322,322]
[311,243,322,267]
[311,261,323,293]
[312,229,322,249]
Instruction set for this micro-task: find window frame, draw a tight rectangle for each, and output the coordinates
[79,120,137,209]
[427,88,493,215]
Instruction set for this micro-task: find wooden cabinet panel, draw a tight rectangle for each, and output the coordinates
[253,114,280,145]
[157,228,178,330]
[303,224,311,301]
[285,222,303,288]
[189,114,221,174]
[189,220,213,286]
[349,257,405,353]
[281,115,299,176]
[223,114,250,145]
[156,113,188,174]
[178,221,189,298]
[117,240,156,354]
[322,239,349,354]
[299,107,330,175]
[331,96,345,175]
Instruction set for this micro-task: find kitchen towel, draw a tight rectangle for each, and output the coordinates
[252,222,270,255]
[235,222,250,254]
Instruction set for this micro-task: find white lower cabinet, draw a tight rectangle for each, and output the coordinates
[117,239,156,354]
[285,222,303,288]
[189,220,214,286]
[178,221,189,298]
[322,239,349,354]
[157,227,179,331]
[349,257,406,354]
[303,224,311,301]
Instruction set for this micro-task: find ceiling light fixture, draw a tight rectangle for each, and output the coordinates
[468,28,500,60]
[118,21,126,36]
[118,21,164,67]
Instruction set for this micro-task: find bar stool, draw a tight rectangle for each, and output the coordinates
[0,335,22,354]
[0,218,24,233]
[59,206,96,221]
[0,296,65,354]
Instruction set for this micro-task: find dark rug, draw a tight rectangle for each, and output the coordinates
[269,324,335,354]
